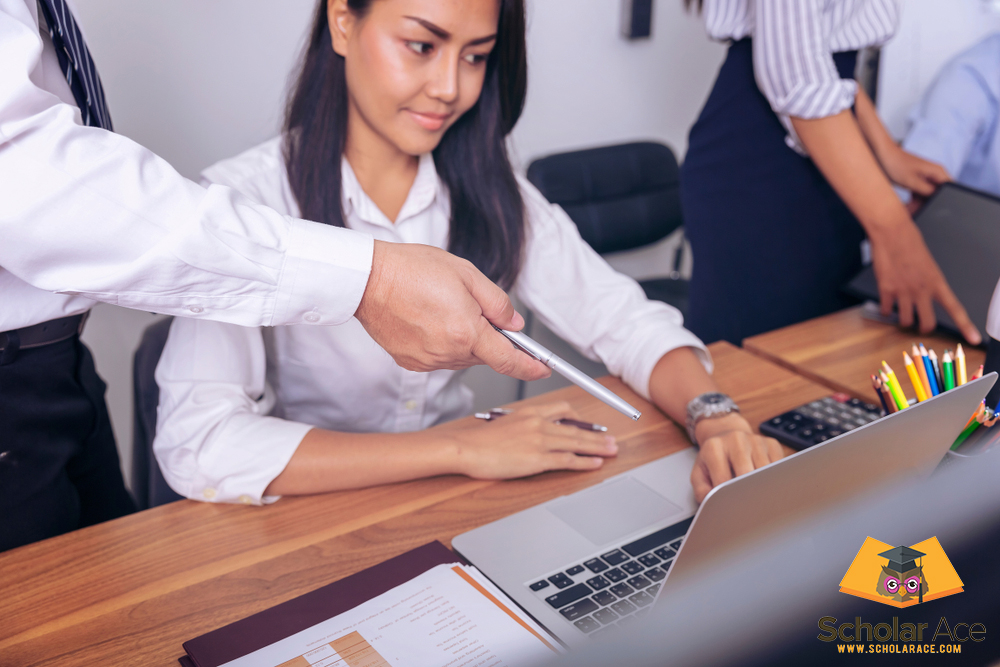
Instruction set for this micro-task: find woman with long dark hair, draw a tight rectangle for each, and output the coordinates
[152,0,782,505]
[680,0,981,346]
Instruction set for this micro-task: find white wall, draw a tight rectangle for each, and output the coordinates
[71,0,725,487]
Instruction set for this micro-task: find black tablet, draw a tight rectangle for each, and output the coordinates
[845,182,1000,340]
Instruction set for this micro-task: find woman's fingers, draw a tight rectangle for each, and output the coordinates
[543,452,605,472]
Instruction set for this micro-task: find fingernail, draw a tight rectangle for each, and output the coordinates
[511,312,525,330]
[605,436,618,452]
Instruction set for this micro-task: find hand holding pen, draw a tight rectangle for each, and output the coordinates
[475,407,608,432]
[431,402,618,479]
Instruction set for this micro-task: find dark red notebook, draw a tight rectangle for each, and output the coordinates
[179,541,462,667]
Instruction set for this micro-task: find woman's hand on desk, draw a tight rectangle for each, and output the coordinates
[690,414,784,504]
[439,402,618,480]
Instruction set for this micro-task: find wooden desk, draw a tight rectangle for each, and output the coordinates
[0,343,829,667]
[744,306,986,405]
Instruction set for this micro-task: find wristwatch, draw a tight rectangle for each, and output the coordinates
[685,392,740,445]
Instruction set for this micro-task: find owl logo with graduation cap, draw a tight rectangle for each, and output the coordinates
[876,545,928,604]
[840,537,964,608]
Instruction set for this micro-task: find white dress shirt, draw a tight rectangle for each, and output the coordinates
[0,0,373,332]
[153,138,710,505]
[702,0,898,153]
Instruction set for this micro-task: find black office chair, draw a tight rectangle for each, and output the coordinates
[526,141,688,315]
[131,317,184,510]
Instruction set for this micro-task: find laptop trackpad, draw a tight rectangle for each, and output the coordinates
[546,477,683,547]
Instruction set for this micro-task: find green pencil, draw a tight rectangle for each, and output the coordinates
[951,420,981,450]
[943,351,956,391]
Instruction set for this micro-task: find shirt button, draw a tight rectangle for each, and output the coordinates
[405,400,418,411]
[188,306,204,314]
[202,487,217,500]
[304,312,320,323]
[239,495,253,505]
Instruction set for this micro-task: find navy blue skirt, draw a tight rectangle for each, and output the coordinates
[680,39,865,345]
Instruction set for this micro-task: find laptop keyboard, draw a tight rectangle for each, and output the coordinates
[527,517,693,638]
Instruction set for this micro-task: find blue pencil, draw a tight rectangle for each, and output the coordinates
[922,352,940,396]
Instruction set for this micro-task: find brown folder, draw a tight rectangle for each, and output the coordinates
[179,541,462,667]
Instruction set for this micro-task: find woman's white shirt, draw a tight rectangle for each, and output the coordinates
[153,138,709,505]
[703,0,899,154]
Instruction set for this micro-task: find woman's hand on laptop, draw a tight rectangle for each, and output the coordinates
[438,402,618,479]
[690,414,785,503]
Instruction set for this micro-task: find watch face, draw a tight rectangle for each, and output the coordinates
[705,393,726,405]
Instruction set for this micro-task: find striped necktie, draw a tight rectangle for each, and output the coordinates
[37,0,113,131]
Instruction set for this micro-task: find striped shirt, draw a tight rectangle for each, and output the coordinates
[703,0,899,153]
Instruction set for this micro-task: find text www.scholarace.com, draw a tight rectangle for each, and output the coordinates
[834,643,962,654]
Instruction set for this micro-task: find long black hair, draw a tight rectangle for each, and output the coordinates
[283,0,528,289]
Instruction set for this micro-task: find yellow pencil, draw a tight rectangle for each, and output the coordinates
[881,361,909,411]
[956,344,967,385]
[912,345,932,398]
[903,352,928,402]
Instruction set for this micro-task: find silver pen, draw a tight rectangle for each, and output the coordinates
[494,327,641,421]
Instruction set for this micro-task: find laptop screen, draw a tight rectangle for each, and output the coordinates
[845,182,1000,339]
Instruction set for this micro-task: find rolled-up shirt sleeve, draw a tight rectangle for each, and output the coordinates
[514,178,711,401]
[153,318,313,505]
[0,1,372,328]
[753,0,858,152]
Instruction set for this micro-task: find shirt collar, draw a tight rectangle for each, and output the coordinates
[341,153,443,229]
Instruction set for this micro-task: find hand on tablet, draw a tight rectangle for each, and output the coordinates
[869,221,981,345]
[690,414,785,503]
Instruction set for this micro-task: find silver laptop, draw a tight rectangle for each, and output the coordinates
[452,374,996,647]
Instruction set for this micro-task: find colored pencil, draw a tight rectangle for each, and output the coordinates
[952,420,981,450]
[881,362,908,411]
[927,350,945,393]
[942,350,956,391]
[903,352,928,402]
[872,374,890,415]
[956,344,967,385]
[919,344,940,396]
[878,374,898,413]
[962,401,985,430]
[912,344,932,398]
[973,364,984,380]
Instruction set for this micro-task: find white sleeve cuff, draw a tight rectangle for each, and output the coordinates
[271,219,374,327]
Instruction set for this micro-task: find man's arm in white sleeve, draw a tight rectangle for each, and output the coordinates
[0,1,372,328]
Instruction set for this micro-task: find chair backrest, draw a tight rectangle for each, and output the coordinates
[131,317,184,510]
[526,141,683,255]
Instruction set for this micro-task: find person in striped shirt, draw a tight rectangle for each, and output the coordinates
[679,0,979,348]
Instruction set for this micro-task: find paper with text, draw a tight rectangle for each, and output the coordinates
[220,564,560,667]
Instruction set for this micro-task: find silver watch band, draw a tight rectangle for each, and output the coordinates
[685,392,740,445]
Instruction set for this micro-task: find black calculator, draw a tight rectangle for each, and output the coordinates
[760,394,883,451]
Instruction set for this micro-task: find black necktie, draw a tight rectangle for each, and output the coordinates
[36,0,113,131]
